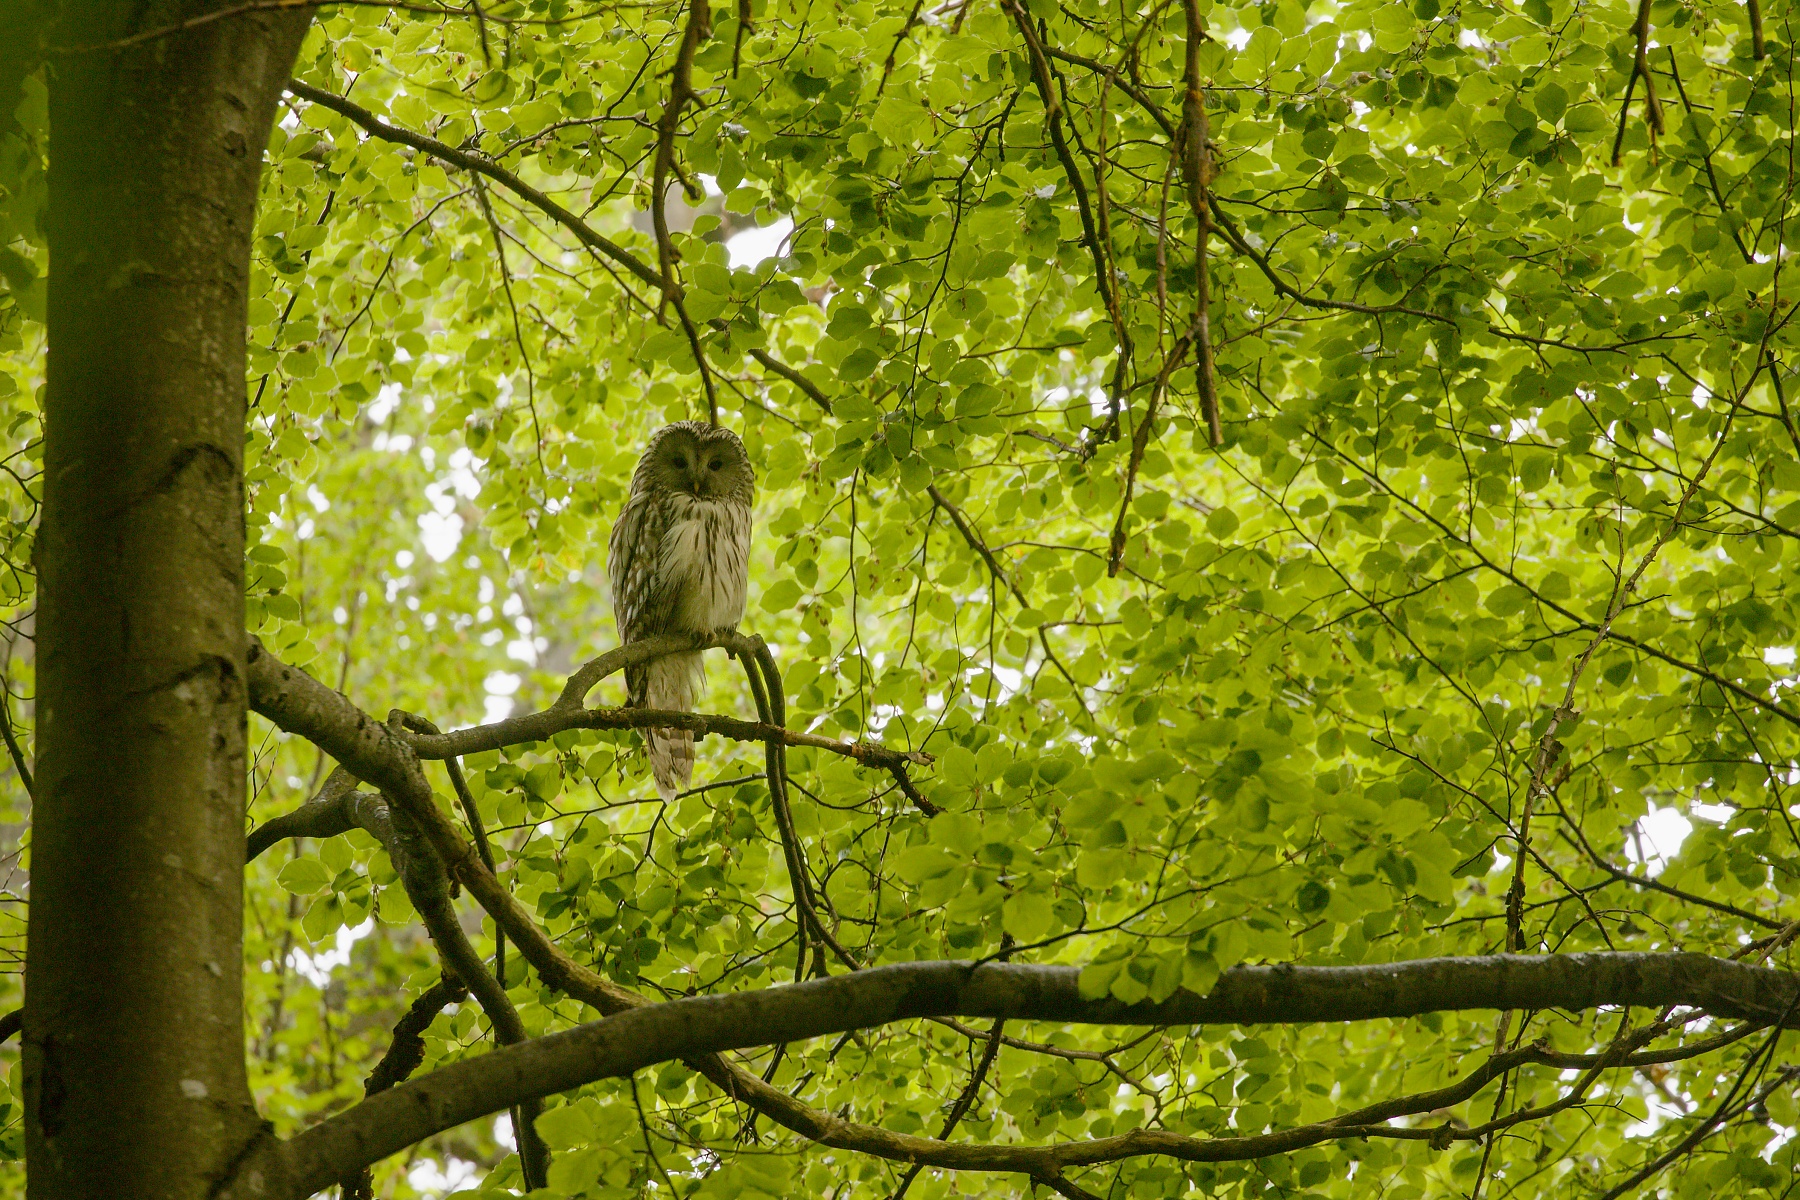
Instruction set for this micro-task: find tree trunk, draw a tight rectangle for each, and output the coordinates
[25,7,307,1197]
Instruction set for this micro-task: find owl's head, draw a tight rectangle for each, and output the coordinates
[633,420,755,503]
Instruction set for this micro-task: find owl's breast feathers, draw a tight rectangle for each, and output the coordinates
[608,490,751,644]
[659,494,752,634]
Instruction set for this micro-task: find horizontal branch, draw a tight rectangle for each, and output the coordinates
[238,641,1800,1194]
[413,698,930,770]
[249,632,930,795]
[232,951,1797,1198]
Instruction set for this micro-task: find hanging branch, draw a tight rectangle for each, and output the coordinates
[926,483,1093,721]
[470,174,549,482]
[652,0,722,425]
[0,685,31,799]
[1003,0,1134,438]
[1178,0,1221,448]
[1610,0,1664,167]
[1107,327,1194,576]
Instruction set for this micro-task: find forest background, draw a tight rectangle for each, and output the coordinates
[2,0,1800,1197]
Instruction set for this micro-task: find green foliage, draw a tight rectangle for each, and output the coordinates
[6,0,1800,1194]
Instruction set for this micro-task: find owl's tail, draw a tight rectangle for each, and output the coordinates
[639,650,704,801]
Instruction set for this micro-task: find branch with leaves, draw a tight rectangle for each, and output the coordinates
[237,631,1800,1200]
[218,949,1799,1198]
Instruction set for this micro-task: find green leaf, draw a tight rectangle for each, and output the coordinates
[894,844,961,884]
[277,858,333,895]
[1002,889,1054,942]
[534,1102,597,1151]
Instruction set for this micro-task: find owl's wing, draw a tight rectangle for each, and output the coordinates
[608,490,672,644]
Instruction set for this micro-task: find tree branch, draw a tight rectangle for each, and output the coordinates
[927,483,1092,711]
[343,975,470,1200]
[1002,0,1132,435]
[892,1017,1006,1199]
[0,681,30,799]
[650,0,721,425]
[1610,0,1663,167]
[1206,196,1682,355]
[237,642,1800,1198]
[220,952,1799,1199]
[746,345,833,413]
[1178,0,1220,447]
[246,764,369,861]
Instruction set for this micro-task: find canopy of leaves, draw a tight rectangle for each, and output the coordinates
[2,0,1800,1195]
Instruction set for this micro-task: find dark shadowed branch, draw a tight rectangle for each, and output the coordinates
[242,748,549,1186]
[246,764,371,861]
[343,975,470,1200]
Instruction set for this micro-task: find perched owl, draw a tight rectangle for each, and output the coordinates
[608,421,755,799]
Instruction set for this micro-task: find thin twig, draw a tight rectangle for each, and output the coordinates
[891,1018,1006,1199]
[0,682,30,798]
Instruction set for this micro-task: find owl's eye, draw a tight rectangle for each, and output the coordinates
[708,456,723,471]
[672,454,688,470]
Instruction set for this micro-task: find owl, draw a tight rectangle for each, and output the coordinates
[608,421,756,799]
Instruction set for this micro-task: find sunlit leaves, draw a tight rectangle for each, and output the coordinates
[9,0,1800,1192]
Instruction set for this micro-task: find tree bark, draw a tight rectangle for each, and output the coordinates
[26,6,308,1198]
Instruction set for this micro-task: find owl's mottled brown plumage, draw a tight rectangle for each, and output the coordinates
[608,421,755,799]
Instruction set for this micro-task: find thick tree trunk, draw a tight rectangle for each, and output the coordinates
[25,7,307,1197]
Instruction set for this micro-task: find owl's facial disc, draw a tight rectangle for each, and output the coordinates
[663,436,734,499]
